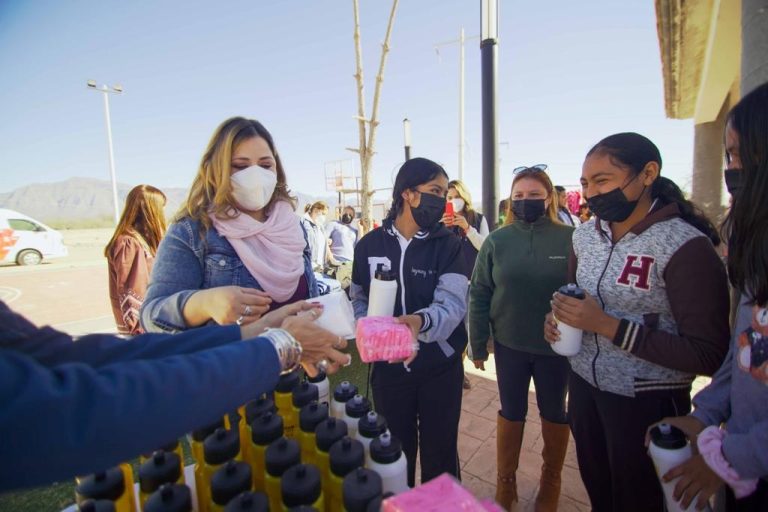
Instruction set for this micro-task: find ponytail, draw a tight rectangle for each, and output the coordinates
[652,177,720,246]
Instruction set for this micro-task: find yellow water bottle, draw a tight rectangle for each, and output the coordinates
[314,417,348,503]
[274,370,302,439]
[138,451,184,509]
[200,427,242,512]
[190,419,226,510]
[210,460,252,511]
[281,464,325,511]
[298,401,329,466]
[290,381,318,442]
[76,499,115,511]
[326,437,364,512]
[139,439,184,472]
[239,395,276,464]
[75,466,136,512]
[143,483,192,512]
[222,491,269,511]
[264,437,301,512]
[248,411,283,492]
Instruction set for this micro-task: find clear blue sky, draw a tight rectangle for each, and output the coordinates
[0,0,694,208]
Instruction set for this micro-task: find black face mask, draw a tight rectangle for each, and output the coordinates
[411,191,446,229]
[587,175,644,223]
[511,199,546,223]
[724,168,742,196]
[341,213,353,224]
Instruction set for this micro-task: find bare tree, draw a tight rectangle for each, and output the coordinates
[349,0,399,232]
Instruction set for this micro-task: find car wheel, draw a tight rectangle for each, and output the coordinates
[16,249,42,266]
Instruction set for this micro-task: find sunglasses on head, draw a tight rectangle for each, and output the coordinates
[513,164,548,174]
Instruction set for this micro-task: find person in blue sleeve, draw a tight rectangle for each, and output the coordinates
[0,299,349,492]
[350,158,468,488]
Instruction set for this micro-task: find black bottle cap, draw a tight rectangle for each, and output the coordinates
[307,370,327,384]
[333,381,358,402]
[315,417,349,452]
[369,431,403,464]
[191,418,225,442]
[365,495,383,512]
[287,507,319,512]
[650,423,688,450]
[292,382,319,409]
[251,411,284,446]
[77,499,115,512]
[265,437,301,477]
[374,264,395,281]
[345,395,371,419]
[299,401,329,433]
[329,437,365,477]
[211,460,253,506]
[76,467,125,501]
[557,283,585,299]
[204,427,240,465]
[143,483,192,512]
[139,450,182,493]
[281,464,322,508]
[245,396,277,425]
[276,369,302,393]
[223,491,269,511]
[357,411,387,439]
[342,468,383,512]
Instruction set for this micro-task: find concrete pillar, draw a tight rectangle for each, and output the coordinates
[741,0,768,95]
[691,100,728,223]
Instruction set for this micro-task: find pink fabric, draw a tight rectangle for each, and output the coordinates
[209,201,306,302]
[382,473,486,511]
[356,316,414,363]
[697,426,758,498]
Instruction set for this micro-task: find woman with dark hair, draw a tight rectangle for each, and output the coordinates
[141,117,319,333]
[350,157,468,487]
[105,184,167,335]
[470,165,574,511]
[650,82,768,511]
[543,132,730,511]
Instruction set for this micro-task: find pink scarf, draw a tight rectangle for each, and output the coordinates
[209,201,306,302]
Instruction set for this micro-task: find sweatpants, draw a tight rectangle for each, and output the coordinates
[494,342,569,424]
[371,355,464,488]
[568,370,691,512]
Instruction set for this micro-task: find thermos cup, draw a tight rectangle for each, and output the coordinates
[552,283,586,356]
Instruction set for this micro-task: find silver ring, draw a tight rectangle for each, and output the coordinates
[244,305,252,316]
[236,315,245,326]
[316,359,329,373]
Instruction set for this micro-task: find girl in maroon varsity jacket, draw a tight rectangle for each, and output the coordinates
[544,132,730,512]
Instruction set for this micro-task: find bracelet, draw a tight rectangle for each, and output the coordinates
[260,328,303,374]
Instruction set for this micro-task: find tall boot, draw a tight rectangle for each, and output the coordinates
[495,414,525,511]
[534,418,570,512]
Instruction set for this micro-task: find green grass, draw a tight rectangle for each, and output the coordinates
[0,343,370,512]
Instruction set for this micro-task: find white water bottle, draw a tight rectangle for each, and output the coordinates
[552,283,585,356]
[367,431,409,495]
[354,411,387,460]
[648,423,712,512]
[342,395,371,439]
[367,264,397,317]
[330,381,358,419]
[307,370,330,406]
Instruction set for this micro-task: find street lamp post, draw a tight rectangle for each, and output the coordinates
[403,118,412,161]
[481,0,499,230]
[87,80,123,225]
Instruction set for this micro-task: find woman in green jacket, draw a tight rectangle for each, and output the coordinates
[469,165,574,511]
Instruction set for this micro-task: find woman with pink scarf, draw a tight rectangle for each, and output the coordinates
[141,117,319,333]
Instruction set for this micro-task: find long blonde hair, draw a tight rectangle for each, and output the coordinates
[447,179,480,227]
[176,117,295,229]
[504,169,561,225]
[105,185,167,257]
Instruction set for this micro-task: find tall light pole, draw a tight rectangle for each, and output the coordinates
[403,118,412,161]
[87,80,123,225]
[434,29,480,182]
[480,0,499,230]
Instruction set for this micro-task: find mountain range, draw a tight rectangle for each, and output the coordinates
[0,177,337,224]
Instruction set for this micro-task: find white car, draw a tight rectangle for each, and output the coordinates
[0,208,68,265]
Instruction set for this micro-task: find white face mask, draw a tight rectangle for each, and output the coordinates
[451,198,465,212]
[316,214,327,225]
[230,165,277,212]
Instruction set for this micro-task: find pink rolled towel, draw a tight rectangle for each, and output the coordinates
[356,316,414,363]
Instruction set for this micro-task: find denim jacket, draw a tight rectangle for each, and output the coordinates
[141,215,318,333]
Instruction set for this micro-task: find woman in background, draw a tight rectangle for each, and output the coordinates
[105,184,167,335]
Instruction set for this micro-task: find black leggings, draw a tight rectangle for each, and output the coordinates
[494,342,569,424]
